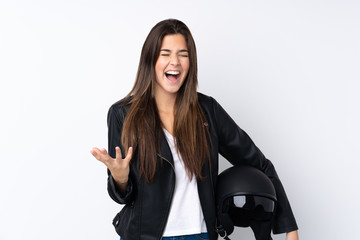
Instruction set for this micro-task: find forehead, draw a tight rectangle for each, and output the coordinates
[161,34,188,49]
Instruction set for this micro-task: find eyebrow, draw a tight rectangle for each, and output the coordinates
[160,49,189,53]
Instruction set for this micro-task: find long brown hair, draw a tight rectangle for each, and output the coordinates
[121,19,208,183]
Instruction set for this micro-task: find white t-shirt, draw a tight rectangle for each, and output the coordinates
[162,129,208,237]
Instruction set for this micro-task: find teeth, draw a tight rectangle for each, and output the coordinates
[165,71,180,75]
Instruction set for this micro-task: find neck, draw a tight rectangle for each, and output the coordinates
[154,91,176,114]
[154,90,177,135]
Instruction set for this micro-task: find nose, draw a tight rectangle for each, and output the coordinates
[170,54,180,66]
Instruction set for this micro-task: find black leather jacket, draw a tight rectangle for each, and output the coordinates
[107,93,298,240]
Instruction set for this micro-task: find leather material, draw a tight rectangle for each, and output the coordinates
[107,93,298,240]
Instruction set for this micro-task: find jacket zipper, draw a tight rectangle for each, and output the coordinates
[157,153,175,171]
[156,153,176,240]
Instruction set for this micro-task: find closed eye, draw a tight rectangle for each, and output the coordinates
[179,50,188,57]
[160,49,188,57]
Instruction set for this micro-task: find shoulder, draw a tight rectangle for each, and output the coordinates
[111,96,132,111]
[197,92,216,107]
[197,92,212,101]
[107,96,133,124]
[197,92,234,127]
[197,92,221,114]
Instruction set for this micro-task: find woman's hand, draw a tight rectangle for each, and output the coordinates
[90,146,133,192]
[286,230,299,240]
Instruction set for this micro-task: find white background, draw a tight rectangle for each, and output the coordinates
[0,0,359,239]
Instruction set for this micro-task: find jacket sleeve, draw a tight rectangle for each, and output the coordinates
[211,97,298,234]
[107,104,135,205]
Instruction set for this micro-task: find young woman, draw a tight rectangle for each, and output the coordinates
[91,19,299,240]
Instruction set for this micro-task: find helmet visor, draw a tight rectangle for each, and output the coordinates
[224,195,276,227]
[231,195,275,213]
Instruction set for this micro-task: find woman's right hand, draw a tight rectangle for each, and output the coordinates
[90,146,133,190]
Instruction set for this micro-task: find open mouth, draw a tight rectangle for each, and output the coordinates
[165,70,180,82]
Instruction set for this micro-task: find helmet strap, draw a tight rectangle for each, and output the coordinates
[216,224,231,240]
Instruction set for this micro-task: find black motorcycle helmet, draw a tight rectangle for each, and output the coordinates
[216,165,277,240]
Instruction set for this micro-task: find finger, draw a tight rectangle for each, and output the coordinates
[90,147,101,159]
[100,148,108,155]
[124,147,133,164]
[91,147,110,164]
[115,146,123,161]
[90,148,96,156]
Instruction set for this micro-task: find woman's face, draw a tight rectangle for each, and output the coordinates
[154,34,190,98]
